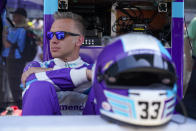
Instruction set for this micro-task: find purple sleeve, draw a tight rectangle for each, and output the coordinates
[23,61,41,72]
[22,61,41,89]
[25,64,92,91]
[45,68,75,91]
[34,64,93,91]
[24,68,74,91]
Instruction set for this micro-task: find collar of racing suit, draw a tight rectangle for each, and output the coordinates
[53,57,86,69]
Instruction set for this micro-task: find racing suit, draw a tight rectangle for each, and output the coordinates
[22,57,92,115]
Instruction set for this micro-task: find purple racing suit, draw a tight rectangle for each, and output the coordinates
[22,57,92,115]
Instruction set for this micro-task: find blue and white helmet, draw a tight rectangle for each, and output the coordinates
[93,33,178,126]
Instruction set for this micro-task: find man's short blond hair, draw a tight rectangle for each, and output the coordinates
[54,11,85,36]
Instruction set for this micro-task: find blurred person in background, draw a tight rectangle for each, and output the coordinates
[1,8,28,108]
[32,19,43,62]
[187,17,196,60]
[184,17,196,92]
[32,18,43,30]
[0,0,7,112]
[32,37,43,62]
[176,17,196,119]
[183,20,194,95]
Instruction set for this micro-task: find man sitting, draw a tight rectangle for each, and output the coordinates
[22,12,92,115]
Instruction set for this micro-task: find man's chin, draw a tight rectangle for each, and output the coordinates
[52,54,65,60]
[51,53,60,58]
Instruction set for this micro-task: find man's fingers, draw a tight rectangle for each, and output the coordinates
[21,71,30,88]
[21,73,27,88]
[86,69,92,81]
[21,67,52,88]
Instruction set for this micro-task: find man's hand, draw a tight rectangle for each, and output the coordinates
[4,41,12,48]
[86,69,92,81]
[2,27,12,48]
[21,67,52,88]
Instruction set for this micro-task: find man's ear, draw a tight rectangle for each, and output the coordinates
[76,35,84,47]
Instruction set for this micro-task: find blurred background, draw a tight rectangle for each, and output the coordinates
[4,0,196,23]
[5,0,44,41]
[0,0,196,115]
[6,0,43,18]
[185,0,196,24]
[6,0,44,36]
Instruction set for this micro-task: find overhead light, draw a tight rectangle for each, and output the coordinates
[58,0,68,12]
[158,2,167,12]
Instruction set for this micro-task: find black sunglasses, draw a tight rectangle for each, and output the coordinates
[47,31,80,40]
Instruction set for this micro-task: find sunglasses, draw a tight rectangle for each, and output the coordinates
[47,31,80,40]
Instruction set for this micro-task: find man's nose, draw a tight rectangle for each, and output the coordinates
[50,35,59,44]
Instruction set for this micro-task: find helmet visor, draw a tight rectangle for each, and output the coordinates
[103,54,176,88]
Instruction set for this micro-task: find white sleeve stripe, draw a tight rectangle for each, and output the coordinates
[70,68,88,87]
[35,72,61,91]
[22,85,30,98]
[35,72,50,81]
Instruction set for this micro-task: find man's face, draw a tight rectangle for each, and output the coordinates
[13,14,25,25]
[49,18,81,60]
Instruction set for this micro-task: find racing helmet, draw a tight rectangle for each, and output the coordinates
[93,33,177,126]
